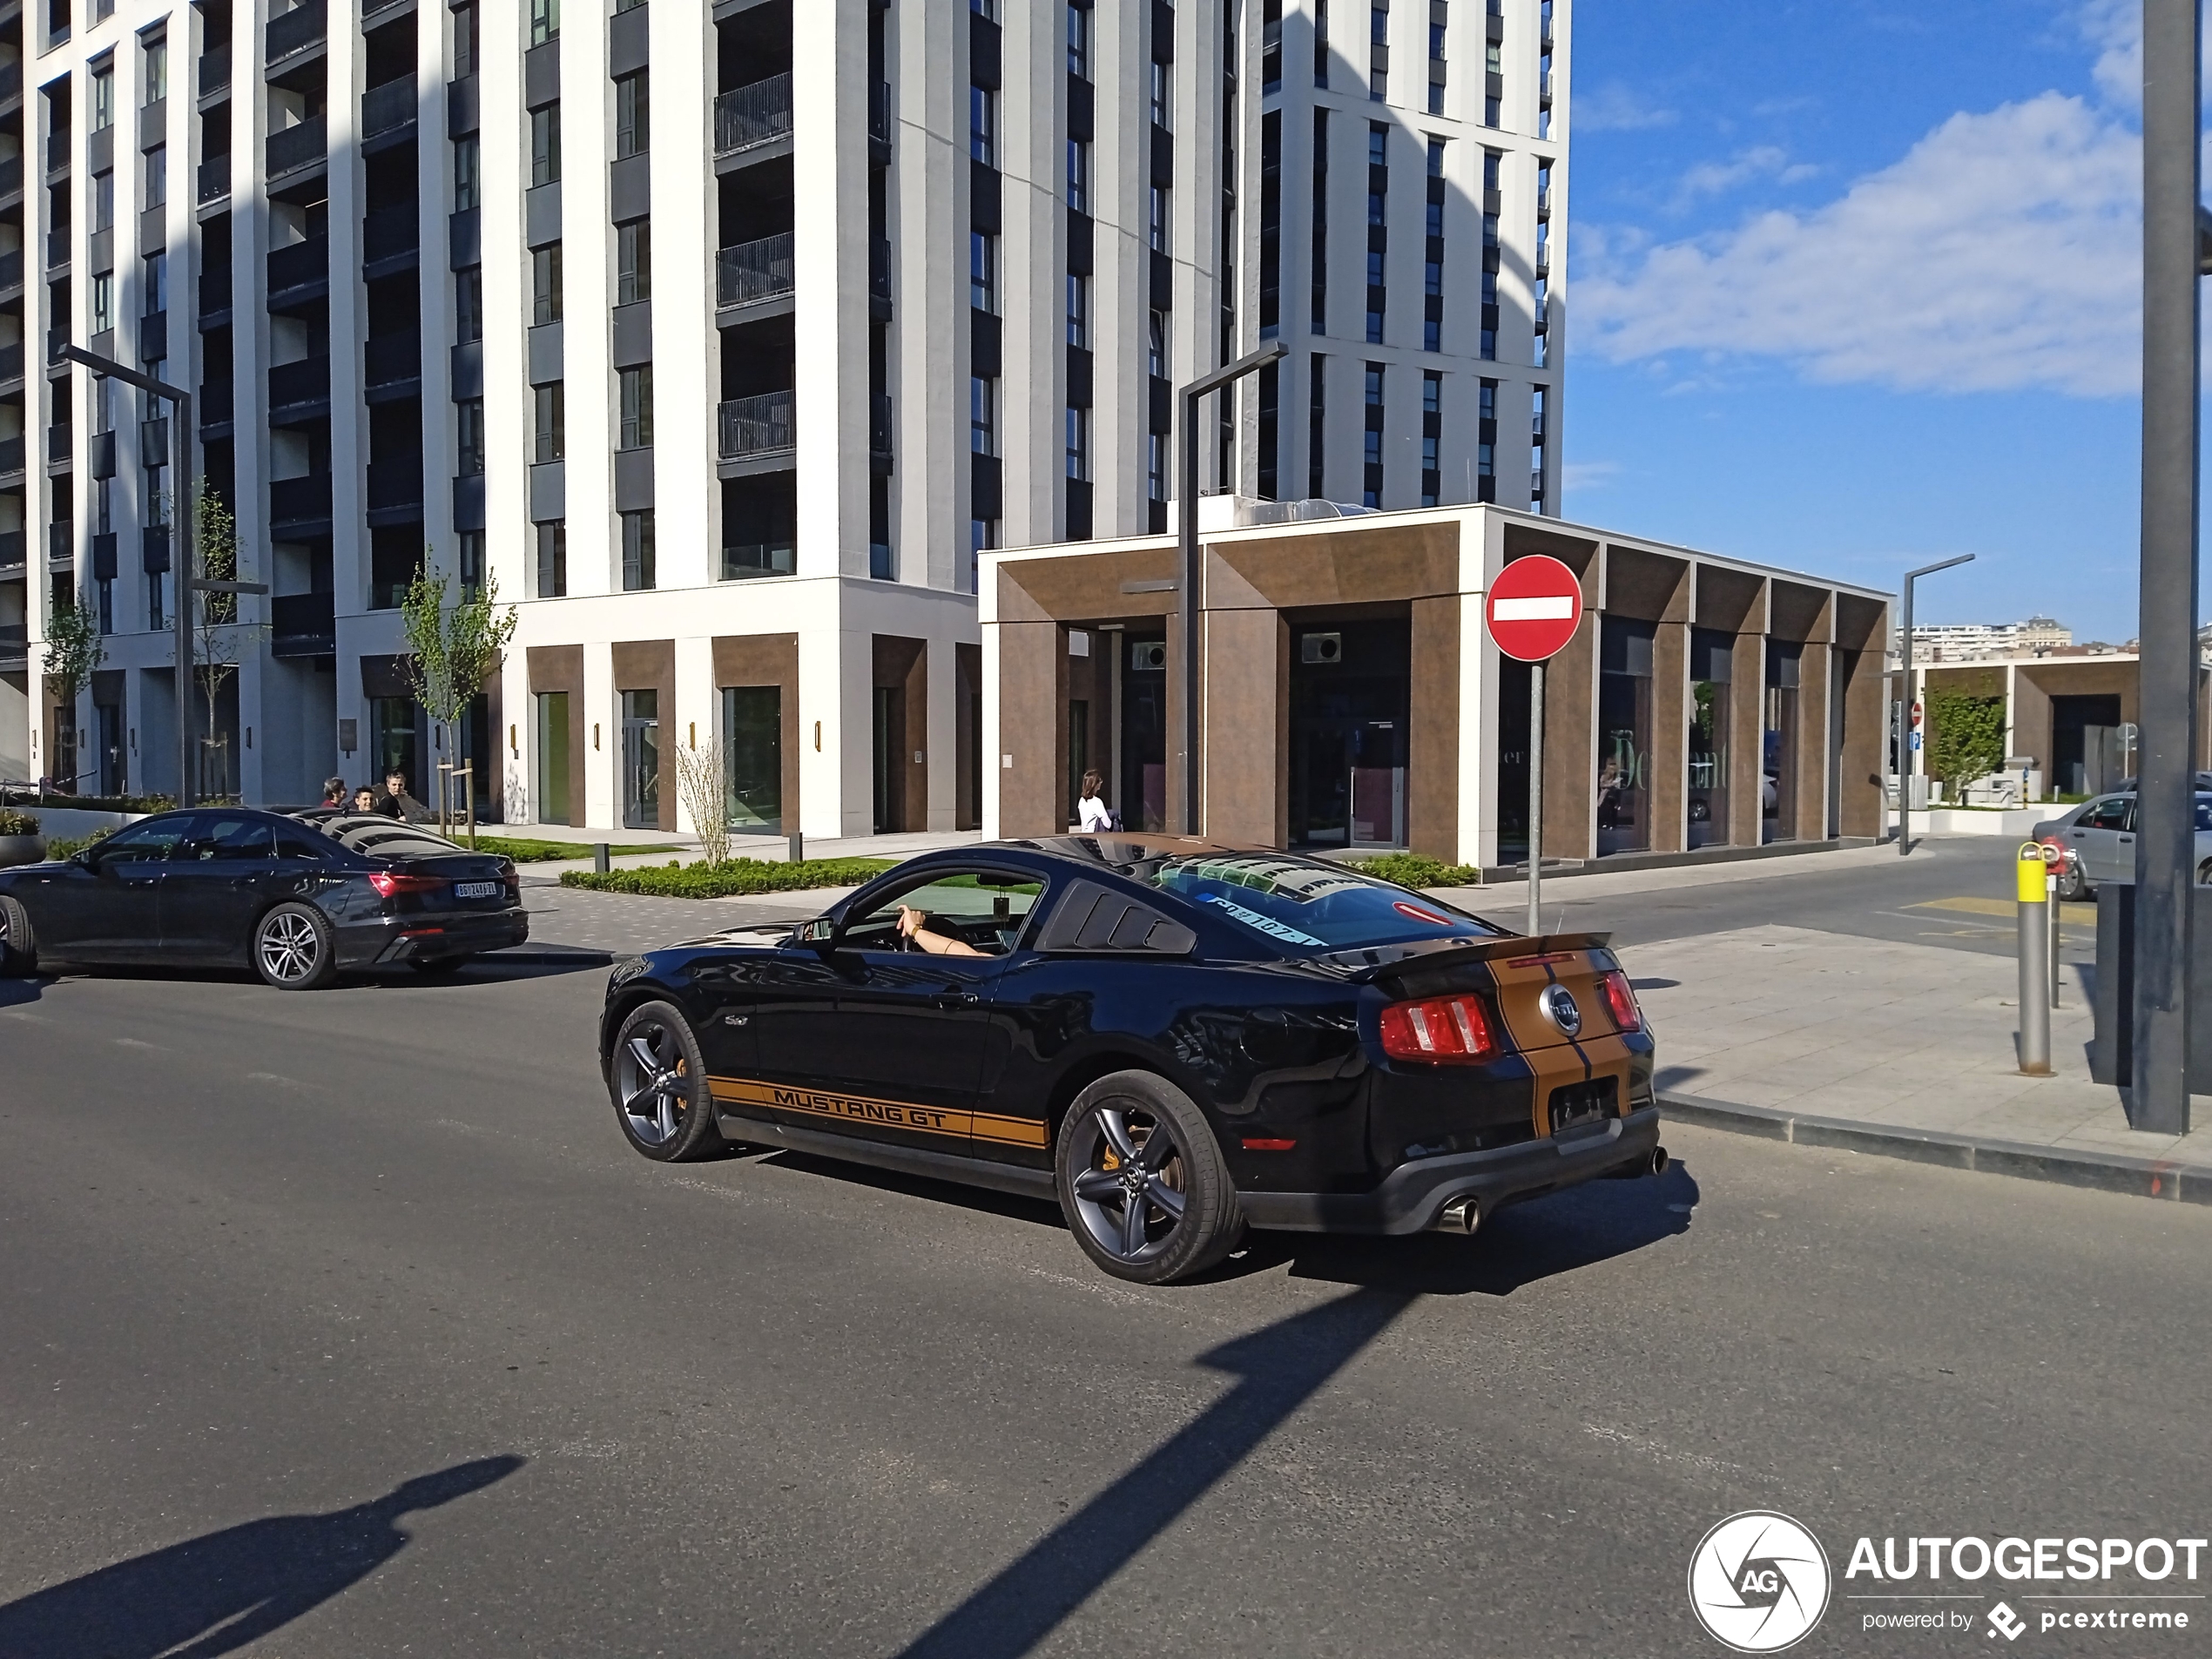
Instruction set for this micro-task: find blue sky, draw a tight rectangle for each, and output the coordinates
[1562,0,2177,642]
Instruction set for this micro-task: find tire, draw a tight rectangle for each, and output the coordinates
[0,895,37,978]
[1055,1069,1242,1285]
[2056,861,2091,903]
[608,1000,725,1163]
[410,954,475,976]
[253,902,338,991]
[2198,859,2212,889]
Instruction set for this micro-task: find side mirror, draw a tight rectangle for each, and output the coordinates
[795,918,836,950]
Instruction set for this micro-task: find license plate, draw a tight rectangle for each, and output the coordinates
[453,880,500,900]
[1548,1077,1617,1137]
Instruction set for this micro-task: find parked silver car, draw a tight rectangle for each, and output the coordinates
[2031,792,2212,900]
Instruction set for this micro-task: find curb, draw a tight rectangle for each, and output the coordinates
[484,945,616,966]
[1657,1090,2211,1205]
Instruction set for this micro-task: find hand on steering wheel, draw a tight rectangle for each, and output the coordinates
[895,905,926,952]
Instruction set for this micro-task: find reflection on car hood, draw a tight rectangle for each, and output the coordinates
[1303,929,1614,981]
[676,921,804,952]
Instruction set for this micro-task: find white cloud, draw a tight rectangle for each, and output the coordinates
[1672,146,1821,208]
[1562,460,1622,493]
[1575,93,2142,397]
[1574,83,1679,132]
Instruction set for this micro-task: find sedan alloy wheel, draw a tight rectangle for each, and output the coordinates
[253,903,336,990]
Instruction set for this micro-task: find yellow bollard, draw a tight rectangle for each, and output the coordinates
[2016,843,2052,1076]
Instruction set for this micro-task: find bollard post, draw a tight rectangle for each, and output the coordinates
[2017,843,2053,1076]
[788,832,805,867]
[594,841,610,874]
[2047,867,2061,1009]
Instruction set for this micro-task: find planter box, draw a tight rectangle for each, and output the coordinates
[1906,808,2049,838]
[0,833,48,867]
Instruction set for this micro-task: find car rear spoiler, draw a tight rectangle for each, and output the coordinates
[1306,931,1615,985]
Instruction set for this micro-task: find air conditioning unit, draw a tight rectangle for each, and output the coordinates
[1130,640,1167,671]
[1300,631,1344,665]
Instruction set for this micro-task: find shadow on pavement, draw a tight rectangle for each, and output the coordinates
[0,1455,523,1659]
[895,1288,1410,1659]
[0,974,44,1008]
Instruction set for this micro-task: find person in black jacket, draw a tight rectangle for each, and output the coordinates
[374,768,433,824]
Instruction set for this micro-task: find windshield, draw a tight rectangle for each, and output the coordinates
[1140,854,1501,954]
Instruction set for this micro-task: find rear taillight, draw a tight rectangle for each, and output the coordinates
[1379,993,1498,1065]
[1599,969,1643,1033]
[368,871,446,898]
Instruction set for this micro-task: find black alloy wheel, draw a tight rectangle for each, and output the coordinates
[610,1000,725,1163]
[253,902,338,990]
[1055,1070,1241,1285]
[0,895,37,977]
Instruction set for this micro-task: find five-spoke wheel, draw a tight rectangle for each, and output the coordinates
[1055,1069,1239,1285]
[609,1000,725,1162]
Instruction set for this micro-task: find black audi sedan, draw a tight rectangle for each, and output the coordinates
[598,839,1662,1285]
[0,808,526,988]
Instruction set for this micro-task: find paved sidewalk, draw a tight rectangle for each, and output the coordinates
[516,883,853,956]
[1626,922,2212,1189]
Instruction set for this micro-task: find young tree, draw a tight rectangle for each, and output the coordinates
[1925,675,2007,802]
[190,482,259,800]
[673,735,730,868]
[401,560,518,839]
[39,594,104,792]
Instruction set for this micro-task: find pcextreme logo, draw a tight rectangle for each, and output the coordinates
[1687,1511,1832,1653]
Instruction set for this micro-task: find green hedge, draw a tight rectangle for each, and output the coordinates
[559,857,897,899]
[470,835,670,863]
[1348,853,1484,890]
[0,809,39,836]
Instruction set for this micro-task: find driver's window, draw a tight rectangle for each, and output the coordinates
[176,815,275,862]
[846,871,1046,957]
[2084,798,2129,832]
[91,818,191,864]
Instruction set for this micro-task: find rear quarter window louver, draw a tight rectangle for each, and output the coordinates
[1038,880,1197,956]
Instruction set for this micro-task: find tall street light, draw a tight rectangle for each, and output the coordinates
[1895,553,1975,855]
[1177,340,1285,837]
[56,344,262,807]
[2134,0,2204,1134]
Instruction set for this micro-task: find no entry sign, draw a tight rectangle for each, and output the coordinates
[1486,556,1585,662]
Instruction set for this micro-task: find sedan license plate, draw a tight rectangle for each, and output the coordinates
[453,880,500,900]
[1548,1076,1617,1138]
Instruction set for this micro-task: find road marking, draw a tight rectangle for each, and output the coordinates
[1911,895,2097,925]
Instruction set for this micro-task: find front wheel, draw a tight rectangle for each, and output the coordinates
[609,1000,725,1163]
[253,902,337,990]
[1055,1070,1241,1285]
[0,895,37,977]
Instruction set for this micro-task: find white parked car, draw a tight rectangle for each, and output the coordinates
[2032,792,2212,900]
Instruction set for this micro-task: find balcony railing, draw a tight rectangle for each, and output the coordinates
[0,249,20,291]
[715,231,793,308]
[0,62,22,104]
[361,75,415,140]
[199,375,233,424]
[266,236,329,296]
[0,529,23,571]
[366,456,423,512]
[364,330,420,388]
[713,72,792,158]
[267,354,330,412]
[266,117,326,180]
[718,390,795,460]
[44,228,66,269]
[271,590,335,657]
[46,522,69,563]
[196,154,230,204]
[0,624,26,668]
[361,204,419,264]
[0,155,23,199]
[868,78,892,145]
[0,435,22,476]
[199,43,232,96]
[265,0,327,65]
[42,421,65,466]
[269,472,332,525]
[720,543,795,580]
[199,269,232,317]
[0,341,23,383]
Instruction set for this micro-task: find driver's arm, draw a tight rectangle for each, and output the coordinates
[897,906,984,957]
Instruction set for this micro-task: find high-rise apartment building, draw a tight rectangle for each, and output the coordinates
[0,0,1566,835]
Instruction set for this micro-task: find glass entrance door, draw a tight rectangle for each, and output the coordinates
[535,691,570,825]
[722,685,781,836]
[1596,619,1655,856]
[621,690,660,830]
[1687,628,1732,849]
[1289,619,1411,849]
[1764,645,1800,843]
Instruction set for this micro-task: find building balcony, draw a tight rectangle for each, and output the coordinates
[0,249,20,293]
[265,0,327,67]
[0,342,19,385]
[0,529,23,571]
[44,228,66,270]
[718,390,795,462]
[267,354,329,419]
[271,589,334,657]
[361,75,415,143]
[0,61,21,105]
[47,521,70,563]
[266,235,329,303]
[713,72,792,158]
[268,471,332,529]
[196,153,230,204]
[199,269,233,320]
[0,155,23,201]
[720,542,795,581]
[199,43,232,97]
[39,421,63,468]
[366,456,423,516]
[89,529,113,580]
[266,117,326,182]
[0,433,24,477]
[715,231,793,311]
[199,375,233,425]
[363,329,419,394]
[0,623,24,670]
[361,204,419,267]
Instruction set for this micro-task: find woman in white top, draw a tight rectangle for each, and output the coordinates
[1076,769,1116,833]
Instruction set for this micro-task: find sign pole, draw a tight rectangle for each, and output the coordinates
[1527,660,1545,939]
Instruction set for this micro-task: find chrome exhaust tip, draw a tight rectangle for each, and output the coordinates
[1650,1145,1669,1177]
[1434,1196,1480,1235]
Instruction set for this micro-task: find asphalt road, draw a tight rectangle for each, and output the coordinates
[3,938,2208,1657]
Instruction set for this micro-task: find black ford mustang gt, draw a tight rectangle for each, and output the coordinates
[599,839,1663,1284]
[0,807,526,988]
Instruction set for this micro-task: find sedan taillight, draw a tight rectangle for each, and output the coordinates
[1379,993,1498,1064]
[369,871,446,898]
[1599,969,1643,1034]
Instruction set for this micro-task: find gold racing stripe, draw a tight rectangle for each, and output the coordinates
[710,1076,1049,1150]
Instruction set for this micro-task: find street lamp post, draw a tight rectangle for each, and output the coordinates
[1895,554,1975,855]
[57,344,263,809]
[1176,340,1285,838]
[2134,0,2204,1133]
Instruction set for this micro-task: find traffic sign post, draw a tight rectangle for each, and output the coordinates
[1486,556,1585,940]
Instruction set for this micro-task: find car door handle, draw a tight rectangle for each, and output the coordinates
[2119,835,2134,843]
[934,991,981,1008]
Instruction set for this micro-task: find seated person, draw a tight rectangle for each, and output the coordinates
[898,905,984,957]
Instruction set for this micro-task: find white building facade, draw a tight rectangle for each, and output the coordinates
[3,0,1568,835]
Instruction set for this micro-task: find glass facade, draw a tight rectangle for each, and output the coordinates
[1687,628,1733,849]
[1595,619,1655,856]
[721,685,781,835]
[621,689,659,829]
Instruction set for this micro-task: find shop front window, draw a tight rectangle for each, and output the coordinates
[1764,644,1802,843]
[622,689,660,830]
[1688,628,1733,849]
[1596,618,1654,856]
[722,685,781,835]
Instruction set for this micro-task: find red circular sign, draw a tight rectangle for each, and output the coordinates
[1485,555,1586,662]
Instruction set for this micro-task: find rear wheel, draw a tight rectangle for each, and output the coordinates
[1055,1070,1241,1285]
[2198,858,2212,888]
[2055,860,2091,903]
[0,895,37,977]
[609,1000,725,1163]
[253,903,337,990]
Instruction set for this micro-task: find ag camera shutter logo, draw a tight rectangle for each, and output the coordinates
[1688,1511,1832,1653]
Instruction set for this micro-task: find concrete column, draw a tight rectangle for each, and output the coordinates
[1407,594,1459,859]
[1202,606,1285,848]
[990,617,1060,839]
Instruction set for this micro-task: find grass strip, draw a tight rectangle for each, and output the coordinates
[470,835,672,863]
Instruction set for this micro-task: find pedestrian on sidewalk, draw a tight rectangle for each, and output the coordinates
[1076,770,1118,833]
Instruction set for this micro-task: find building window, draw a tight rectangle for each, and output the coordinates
[1150,185,1170,253]
[91,168,113,232]
[531,243,562,325]
[91,63,113,131]
[144,460,166,529]
[1315,0,1331,86]
[143,145,165,211]
[456,397,485,475]
[533,381,564,462]
[614,71,648,159]
[1066,137,1089,212]
[455,264,483,342]
[968,85,995,165]
[147,570,165,630]
[453,135,481,210]
[968,231,995,313]
[1308,354,1326,498]
[90,272,112,334]
[529,0,559,47]
[1148,308,1168,377]
[529,105,561,187]
[617,219,650,305]
[453,1,479,77]
[97,578,111,632]
[536,520,566,597]
[1064,405,1089,481]
[141,251,165,314]
[1066,273,1088,347]
[1530,383,1547,509]
[970,375,995,454]
[1420,368,1441,506]
[1068,2,1089,78]
[143,36,166,105]
[458,530,484,597]
[1310,110,1329,336]
[1426,3,1447,115]
[1361,361,1384,508]
[621,509,655,590]
[1148,431,1169,504]
[618,365,653,449]
[1150,59,1172,130]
